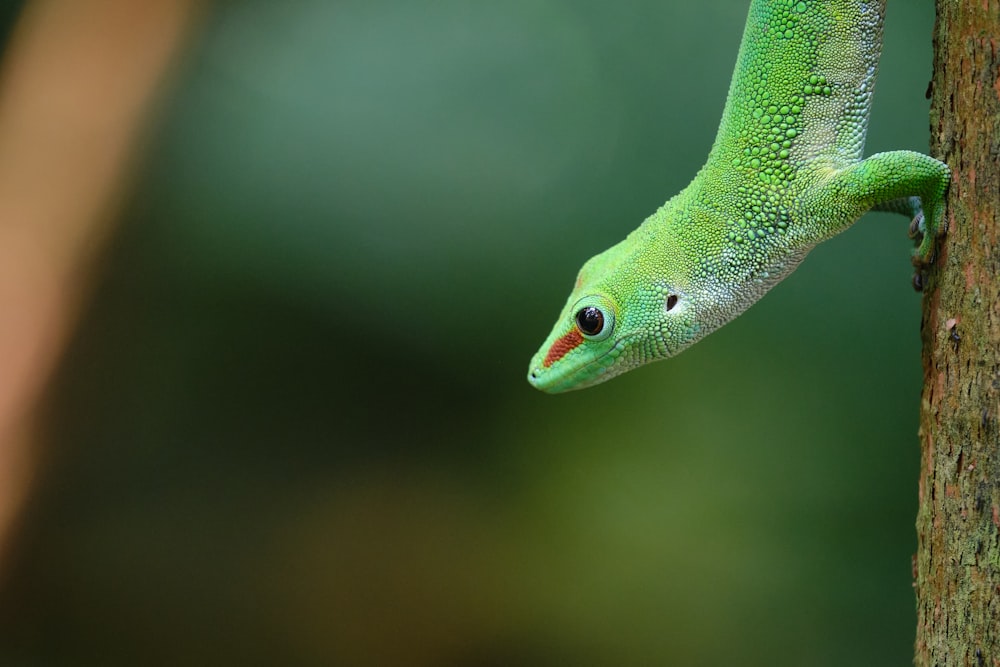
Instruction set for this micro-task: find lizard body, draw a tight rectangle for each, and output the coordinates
[528,0,950,393]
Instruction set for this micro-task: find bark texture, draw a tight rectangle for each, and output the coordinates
[915,1,1000,664]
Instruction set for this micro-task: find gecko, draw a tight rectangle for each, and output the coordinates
[527,0,950,393]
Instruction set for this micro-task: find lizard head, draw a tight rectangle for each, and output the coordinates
[527,234,704,393]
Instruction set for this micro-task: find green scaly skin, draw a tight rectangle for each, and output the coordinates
[528,0,950,393]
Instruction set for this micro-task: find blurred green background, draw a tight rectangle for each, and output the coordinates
[0,1,936,665]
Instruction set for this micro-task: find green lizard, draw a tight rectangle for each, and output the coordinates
[528,0,950,393]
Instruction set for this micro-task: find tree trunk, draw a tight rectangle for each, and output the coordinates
[915,1,1000,664]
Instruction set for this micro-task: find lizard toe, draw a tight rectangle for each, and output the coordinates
[908,211,925,239]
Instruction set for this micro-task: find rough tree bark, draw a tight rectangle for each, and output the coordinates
[915,1,1000,664]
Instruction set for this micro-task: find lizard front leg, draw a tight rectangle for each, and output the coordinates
[803,151,951,283]
[871,195,921,223]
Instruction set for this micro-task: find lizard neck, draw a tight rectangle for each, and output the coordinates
[704,0,886,178]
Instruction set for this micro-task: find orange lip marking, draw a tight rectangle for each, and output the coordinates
[543,329,584,368]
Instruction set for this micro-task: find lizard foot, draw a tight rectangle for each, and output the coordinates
[910,203,947,292]
[910,202,947,270]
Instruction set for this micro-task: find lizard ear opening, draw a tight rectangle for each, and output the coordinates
[666,294,679,311]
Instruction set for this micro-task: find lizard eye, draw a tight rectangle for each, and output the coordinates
[575,306,612,340]
[666,294,679,311]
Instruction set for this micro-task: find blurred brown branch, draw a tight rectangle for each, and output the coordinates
[0,0,204,569]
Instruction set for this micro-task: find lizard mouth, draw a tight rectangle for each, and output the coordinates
[527,334,637,393]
